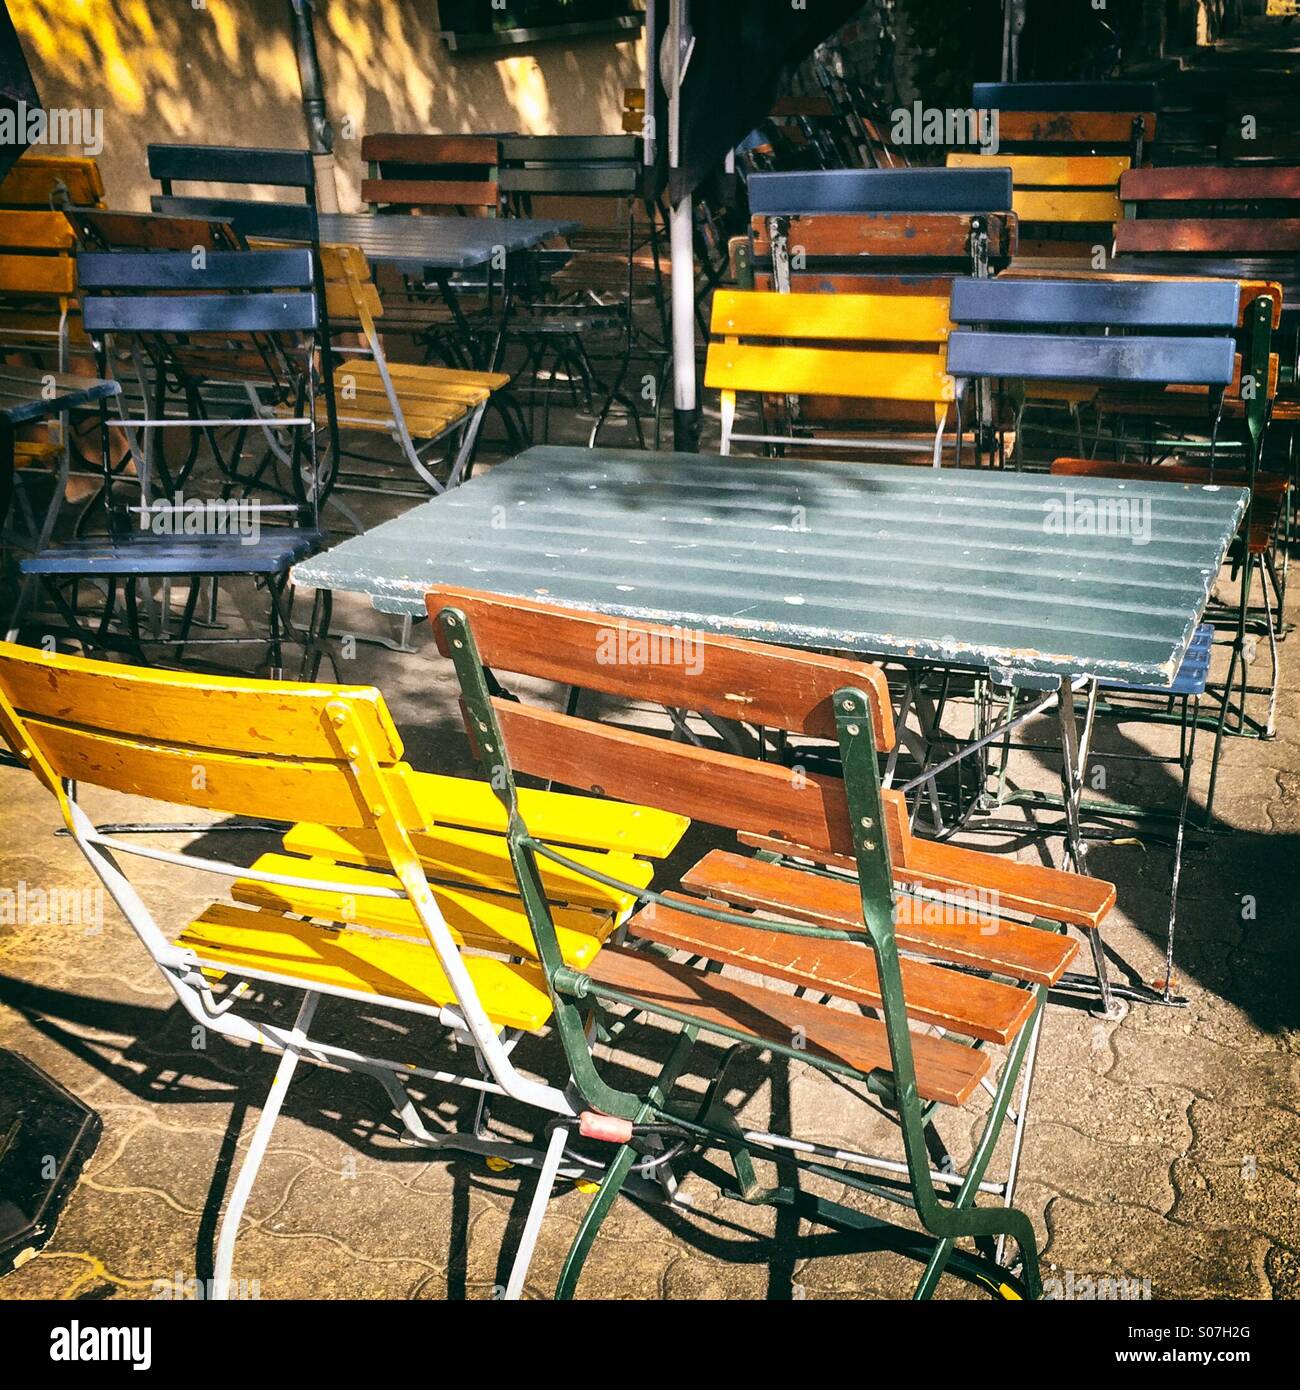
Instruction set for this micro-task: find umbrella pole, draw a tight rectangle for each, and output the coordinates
[289,0,341,213]
[665,0,699,452]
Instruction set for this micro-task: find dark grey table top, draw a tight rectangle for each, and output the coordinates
[315,214,579,271]
[294,446,1249,685]
[0,365,120,427]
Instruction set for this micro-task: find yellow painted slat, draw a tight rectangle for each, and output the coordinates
[0,155,105,209]
[282,819,650,914]
[0,640,405,762]
[0,209,76,249]
[406,769,689,857]
[16,716,388,830]
[177,903,553,1031]
[1013,189,1122,223]
[711,288,951,344]
[0,253,76,296]
[946,152,1130,187]
[232,852,615,967]
[706,342,956,403]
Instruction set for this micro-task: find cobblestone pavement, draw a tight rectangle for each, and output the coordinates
[2,399,1297,1304]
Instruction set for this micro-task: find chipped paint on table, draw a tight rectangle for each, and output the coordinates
[293,446,1249,685]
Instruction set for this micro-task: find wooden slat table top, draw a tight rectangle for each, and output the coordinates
[293,446,1249,686]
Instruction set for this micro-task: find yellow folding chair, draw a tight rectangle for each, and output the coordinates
[0,641,687,1297]
[706,287,959,465]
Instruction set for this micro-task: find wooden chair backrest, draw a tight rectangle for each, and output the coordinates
[745,168,1016,278]
[0,641,419,831]
[427,586,894,861]
[0,208,76,299]
[705,287,955,406]
[71,208,243,253]
[77,248,319,337]
[947,276,1240,389]
[360,134,500,215]
[0,153,106,209]
[317,241,385,324]
[946,152,1129,226]
[971,79,1157,158]
[1116,165,1300,255]
[147,143,319,244]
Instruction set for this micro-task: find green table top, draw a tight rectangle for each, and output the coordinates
[294,446,1249,685]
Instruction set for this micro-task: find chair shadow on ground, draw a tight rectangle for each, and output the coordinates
[0,930,917,1299]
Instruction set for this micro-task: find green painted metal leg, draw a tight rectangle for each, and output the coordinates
[555,1141,638,1300]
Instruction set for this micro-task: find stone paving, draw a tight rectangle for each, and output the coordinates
[1,365,1298,1304]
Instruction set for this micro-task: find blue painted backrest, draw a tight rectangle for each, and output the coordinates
[747,167,1014,216]
[147,144,318,243]
[947,277,1239,386]
[971,81,1158,113]
[79,249,319,335]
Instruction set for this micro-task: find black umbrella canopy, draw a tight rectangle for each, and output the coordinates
[0,0,40,182]
[651,0,863,202]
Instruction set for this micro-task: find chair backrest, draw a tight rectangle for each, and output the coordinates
[78,247,319,337]
[0,640,415,832]
[425,585,896,865]
[70,208,243,253]
[360,134,500,215]
[947,276,1239,388]
[0,209,77,323]
[498,135,642,202]
[745,168,1017,285]
[0,152,106,209]
[147,144,319,243]
[143,146,339,458]
[946,152,1128,252]
[749,167,1012,216]
[971,81,1157,159]
[1115,165,1300,256]
[705,287,957,455]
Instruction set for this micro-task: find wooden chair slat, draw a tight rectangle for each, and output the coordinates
[1120,165,1300,202]
[361,178,499,209]
[361,134,498,165]
[712,286,951,341]
[0,639,405,761]
[586,945,990,1106]
[684,849,1080,984]
[428,585,895,746]
[1115,218,1300,255]
[628,897,1038,1044]
[947,152,1130,188]
[492,699,856,857]
[707,342,956,402]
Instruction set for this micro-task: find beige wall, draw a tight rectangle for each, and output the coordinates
[11,0,645,210]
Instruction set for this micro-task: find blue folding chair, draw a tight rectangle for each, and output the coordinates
[14,247,330,676]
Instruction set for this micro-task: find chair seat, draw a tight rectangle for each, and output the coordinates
[12,438,61,468]
[321,358,509,439]
[627,896,1038,1044]
[586,944,991,1106]
[177,902,553,1032]
[686,848,1085,983]
[20,528,322,576]
[232,851,620,968]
